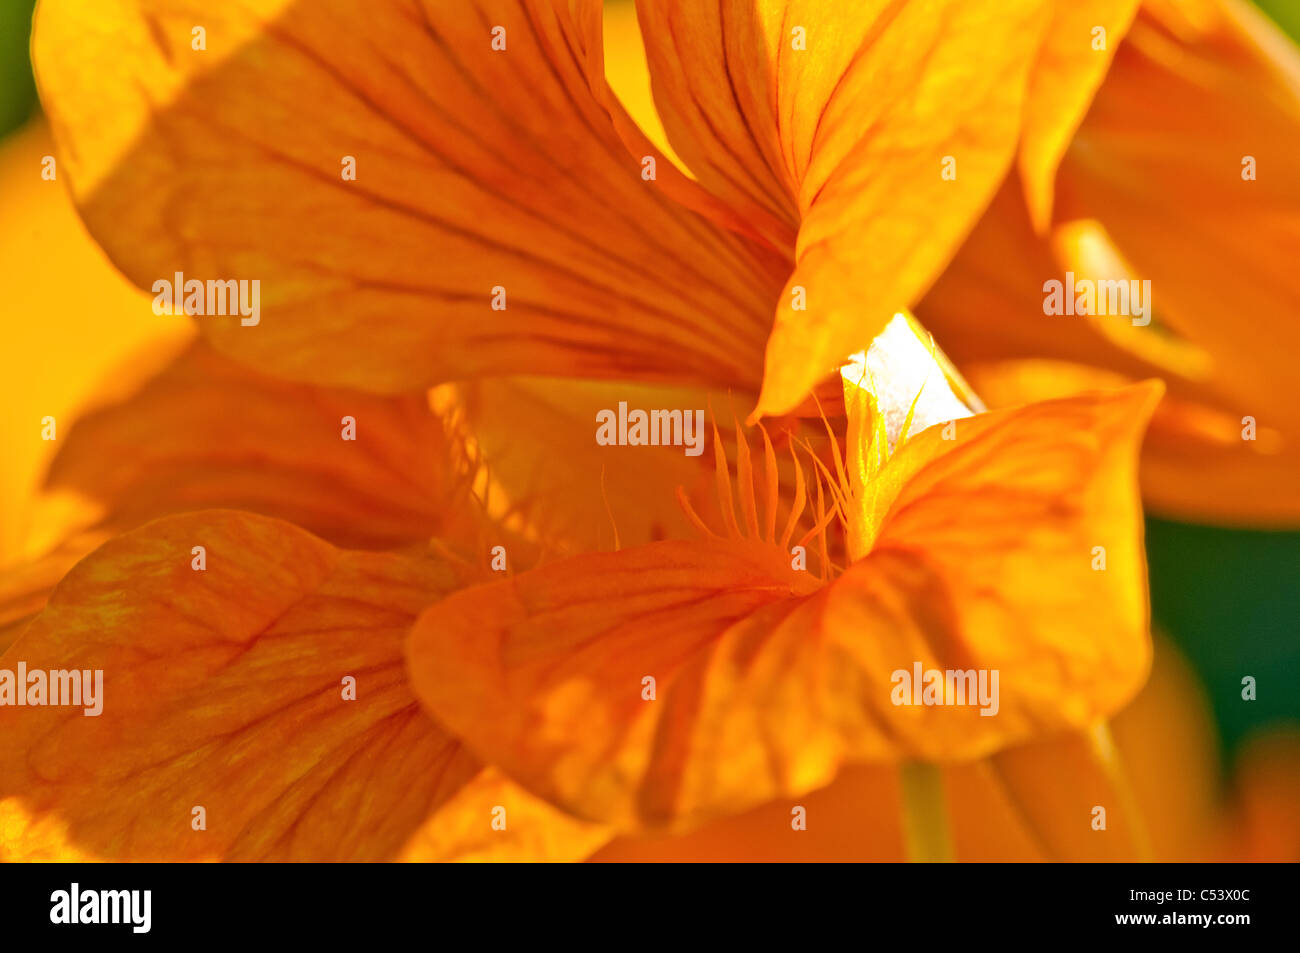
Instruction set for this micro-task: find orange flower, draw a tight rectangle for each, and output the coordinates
[407,317,1163,836]
[3,0,1212,862]
[1,305,1164,862]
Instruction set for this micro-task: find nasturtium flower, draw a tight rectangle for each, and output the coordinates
[3,0,1194,862]
[406,317,1163,832]
[0,310,1160,860]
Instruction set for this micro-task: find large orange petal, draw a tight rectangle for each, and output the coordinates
[408,537,820,831]
[0,510,591,861]
[33,0,784,395]
[39,339,475,552]
[634,0,1053,418]
[827,381,1164,762]
[408,384,1160,830]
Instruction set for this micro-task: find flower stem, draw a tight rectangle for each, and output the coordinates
[899,761,953,862]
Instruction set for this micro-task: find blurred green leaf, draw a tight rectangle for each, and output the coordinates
[0,0,38,137]
[1255,0,1300,41]
[1146,517,1300,767]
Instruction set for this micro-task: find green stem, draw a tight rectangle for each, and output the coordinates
[899,761,954,863]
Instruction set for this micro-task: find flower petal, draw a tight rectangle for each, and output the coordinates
[442,377,777,554]
[1017,0,1140,231]
[634,0,1052,417]
[41,339,474,551]
[408,385,1161,829]
[823,381,1164,762]
[591,635,1217,860]
[1218,728,1300,862]
[398,766,609,862]
[1056,0,1300,443]
[0,535,107,656]
[408,537,819,830]
[917,176,1188,379]
[0,510,513,861]
[33,0,784,393]
[918,170,1300,526]
[0,119,187,565]
[947,636,1217,861]
[962,358,1300,525]
[589,764,904,861]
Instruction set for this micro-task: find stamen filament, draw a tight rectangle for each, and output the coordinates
[733,414,761,539]
[759,425,779,543]
[710,415,742,540]
[777,442,807,552]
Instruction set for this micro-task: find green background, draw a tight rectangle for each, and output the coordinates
[2,0,1295,773]
[0,0,38,138]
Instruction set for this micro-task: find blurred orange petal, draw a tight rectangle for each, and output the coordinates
[0,119,187,565]
[1058,0,1300,417]
[1217,728,1300,862]
[1055,0,1300,503]
[399,766,609,862]
[917,177,1176,377]
[963,358,1300,525]
[40,339,475,552]
[950,632,1218,861]
[919,163,1300,525]
[589,764,904,862]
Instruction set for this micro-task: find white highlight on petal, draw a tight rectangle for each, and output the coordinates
[842,312,974,449]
